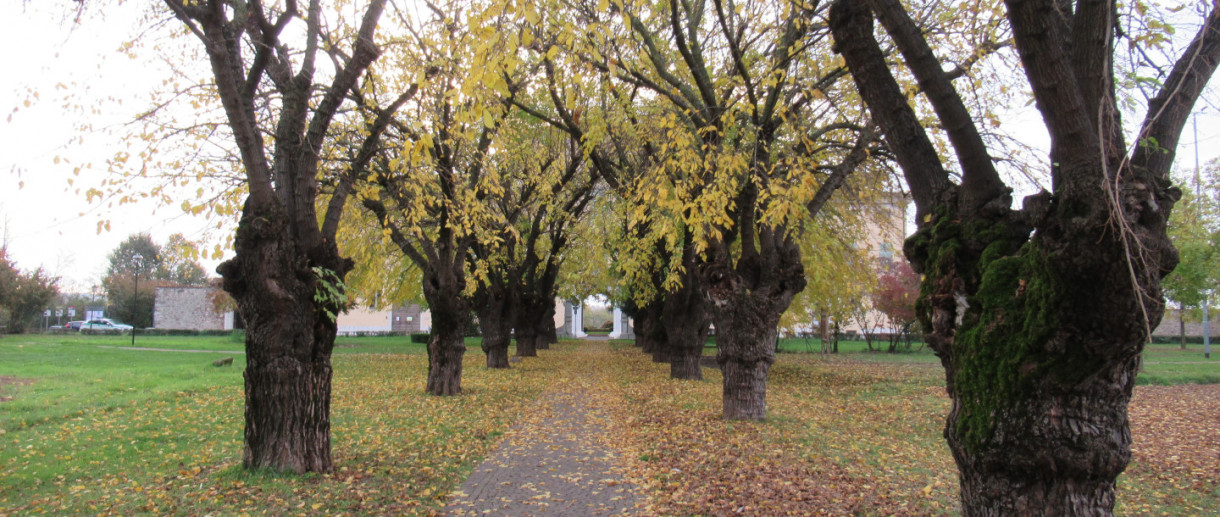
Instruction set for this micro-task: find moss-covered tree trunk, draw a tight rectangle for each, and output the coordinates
[908,199,1164,514]
[830,1,1220,511]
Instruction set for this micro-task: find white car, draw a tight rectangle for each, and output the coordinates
[80,318,134,332]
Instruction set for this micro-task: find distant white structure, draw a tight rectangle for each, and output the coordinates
[153,286,431,335]
[337,304,431,335]
[609,307,634,339]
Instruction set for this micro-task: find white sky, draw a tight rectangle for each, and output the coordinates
[3,2,1220,295]
[1,3,229,293]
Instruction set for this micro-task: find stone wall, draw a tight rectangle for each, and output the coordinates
[1153,310,1220,339]
[154,287,227,330]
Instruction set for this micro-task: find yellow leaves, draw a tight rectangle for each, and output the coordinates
[523,5,541,25]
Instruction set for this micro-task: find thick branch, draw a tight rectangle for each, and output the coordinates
[829,0,949,218]
[321,86,420,240]
[1004,0,1101,188]
[806,126,875,216]
[1131,8,1220,179]
[867,0,1005,208]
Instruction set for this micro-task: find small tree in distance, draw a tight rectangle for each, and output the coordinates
[872,259,919,352]
[0,247,60,334]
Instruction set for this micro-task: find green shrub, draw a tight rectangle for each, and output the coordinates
[410,332,431,344]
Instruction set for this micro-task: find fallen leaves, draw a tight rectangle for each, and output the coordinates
[1,340,1215,515]
[1118,383,1220,512]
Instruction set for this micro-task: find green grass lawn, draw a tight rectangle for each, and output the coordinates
[1,333,1215,515]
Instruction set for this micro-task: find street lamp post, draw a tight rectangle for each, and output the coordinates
[1204,290,1211,360]
[132,254,142,346]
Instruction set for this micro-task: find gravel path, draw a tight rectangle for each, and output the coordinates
[444,389,642,516]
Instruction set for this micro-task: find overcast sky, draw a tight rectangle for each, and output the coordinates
[3,2,1220,295]
[1,3,229,292]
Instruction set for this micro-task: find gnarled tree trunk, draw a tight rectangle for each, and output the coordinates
[909,200,1157,514]
[218,204,350,473]
[705,229,805,420]
[474,286,514,369]
[422,269,468,395]
[663,249,712,380]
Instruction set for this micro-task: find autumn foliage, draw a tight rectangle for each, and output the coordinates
[872,259,919,332]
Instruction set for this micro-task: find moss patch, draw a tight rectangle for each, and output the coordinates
[951,242,1063,451]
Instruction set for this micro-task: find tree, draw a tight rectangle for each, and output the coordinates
[159,234,209,286]
[469,124,596,365]
[830,0,1220,512]
[0,247,18,322]
[1163,167,1220,346]
[163,0,393,473]
[873,259,919,352]
[355,0,523,395]
[0,247,60,334]
[565,0,881,417]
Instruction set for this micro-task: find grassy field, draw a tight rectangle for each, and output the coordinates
[1,333,1216,515]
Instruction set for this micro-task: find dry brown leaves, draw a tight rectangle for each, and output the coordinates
[1121,383,1220,512]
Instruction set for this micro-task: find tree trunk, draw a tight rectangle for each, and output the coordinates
[475,291,513,369]
[513,294,544,357]
[704,231,803,421]
[515,331,538,357]
[218,205,347,474]
[427,330,466,395]
[422,271,468,396]
[710,292,787,420]
[537,302,559,346]
[663,259,711,380]
[907,204,1162,515]
[532,300,551,350]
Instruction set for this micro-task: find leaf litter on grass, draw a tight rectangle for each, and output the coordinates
[2,341,1216,515]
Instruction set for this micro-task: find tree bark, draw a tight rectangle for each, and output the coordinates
[422,271,467,396]
[632,299,666,355]
[475,287,513,369]
[218,203,348,473]
[513,293,548,357]
[705,230,804,420]
[537,301,559,346]
[708,287,789,420]
[663,251,712,380]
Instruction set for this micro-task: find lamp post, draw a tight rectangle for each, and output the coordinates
[132,253,142,346]
[1204,290,1211,360]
